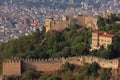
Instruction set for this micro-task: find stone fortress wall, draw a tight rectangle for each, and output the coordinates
[3,56,120,76]
[3,59,21,76]
[45,15,98,32]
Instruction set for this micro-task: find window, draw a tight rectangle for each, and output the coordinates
[92,39,97,41]
[93,34,97,37]
[108,40,111,43]
[101,39,103,42]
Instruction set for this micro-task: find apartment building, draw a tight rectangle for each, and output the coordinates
[92,31,116,49]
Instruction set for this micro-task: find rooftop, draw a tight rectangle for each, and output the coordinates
[92,31,115,38]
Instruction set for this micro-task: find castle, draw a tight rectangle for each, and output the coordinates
[3,56,120,77]
[45,15,98,32]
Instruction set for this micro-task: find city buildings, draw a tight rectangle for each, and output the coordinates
[0,0,120,43]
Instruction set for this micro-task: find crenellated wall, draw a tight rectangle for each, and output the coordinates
[22,58,64,72]
[3,59,21,76]
[3,56,120,76]
[45,15,98,32]
[79,56,119,69]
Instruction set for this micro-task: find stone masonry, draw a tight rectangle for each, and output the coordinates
[3,56,120,77]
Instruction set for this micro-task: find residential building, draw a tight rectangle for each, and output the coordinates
[92,31,116,49]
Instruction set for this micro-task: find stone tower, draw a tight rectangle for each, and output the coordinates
[3,59,21,76]
[45,18,53,32]
[62,15,68,21]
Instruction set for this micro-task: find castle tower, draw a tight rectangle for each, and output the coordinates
[45,18,53,32]
[3,59,21,76]
[62,15,68,21]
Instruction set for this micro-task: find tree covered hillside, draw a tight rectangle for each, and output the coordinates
[0,14,120,78]
[0,14,120,63]
[0,25,92,73]
[97,14,120,36]
[0,25,91,61]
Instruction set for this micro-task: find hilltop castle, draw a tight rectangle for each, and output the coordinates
[45,15,98,32]
[3,56,120,77]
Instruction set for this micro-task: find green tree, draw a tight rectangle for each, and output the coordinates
[75,74,83,80]
[21,70,35,80]
[79,62,100,77]
[39,75,48,80]
[62,70,72,80]
[100,71,110,80]
[47,74,59,80]
[62,62,75,72]
[99,49,113,59]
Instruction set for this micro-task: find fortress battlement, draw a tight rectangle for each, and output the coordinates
[21,57,64,63]
[3,56,119,64]
[45,15,98,32]
[3,59,21,64]
[3,56,120,76]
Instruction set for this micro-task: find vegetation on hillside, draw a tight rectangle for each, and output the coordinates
[95,14,120,59]
[0,14,120,79]
[97,14,120,36]
[0,25,91,61]
[0,19,120,62]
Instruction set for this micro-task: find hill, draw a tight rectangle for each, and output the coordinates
[0,14,120,80]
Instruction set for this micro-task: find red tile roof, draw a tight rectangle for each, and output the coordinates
[100,33,115,38]
[92,31,115,38]
[92,31,103,35]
